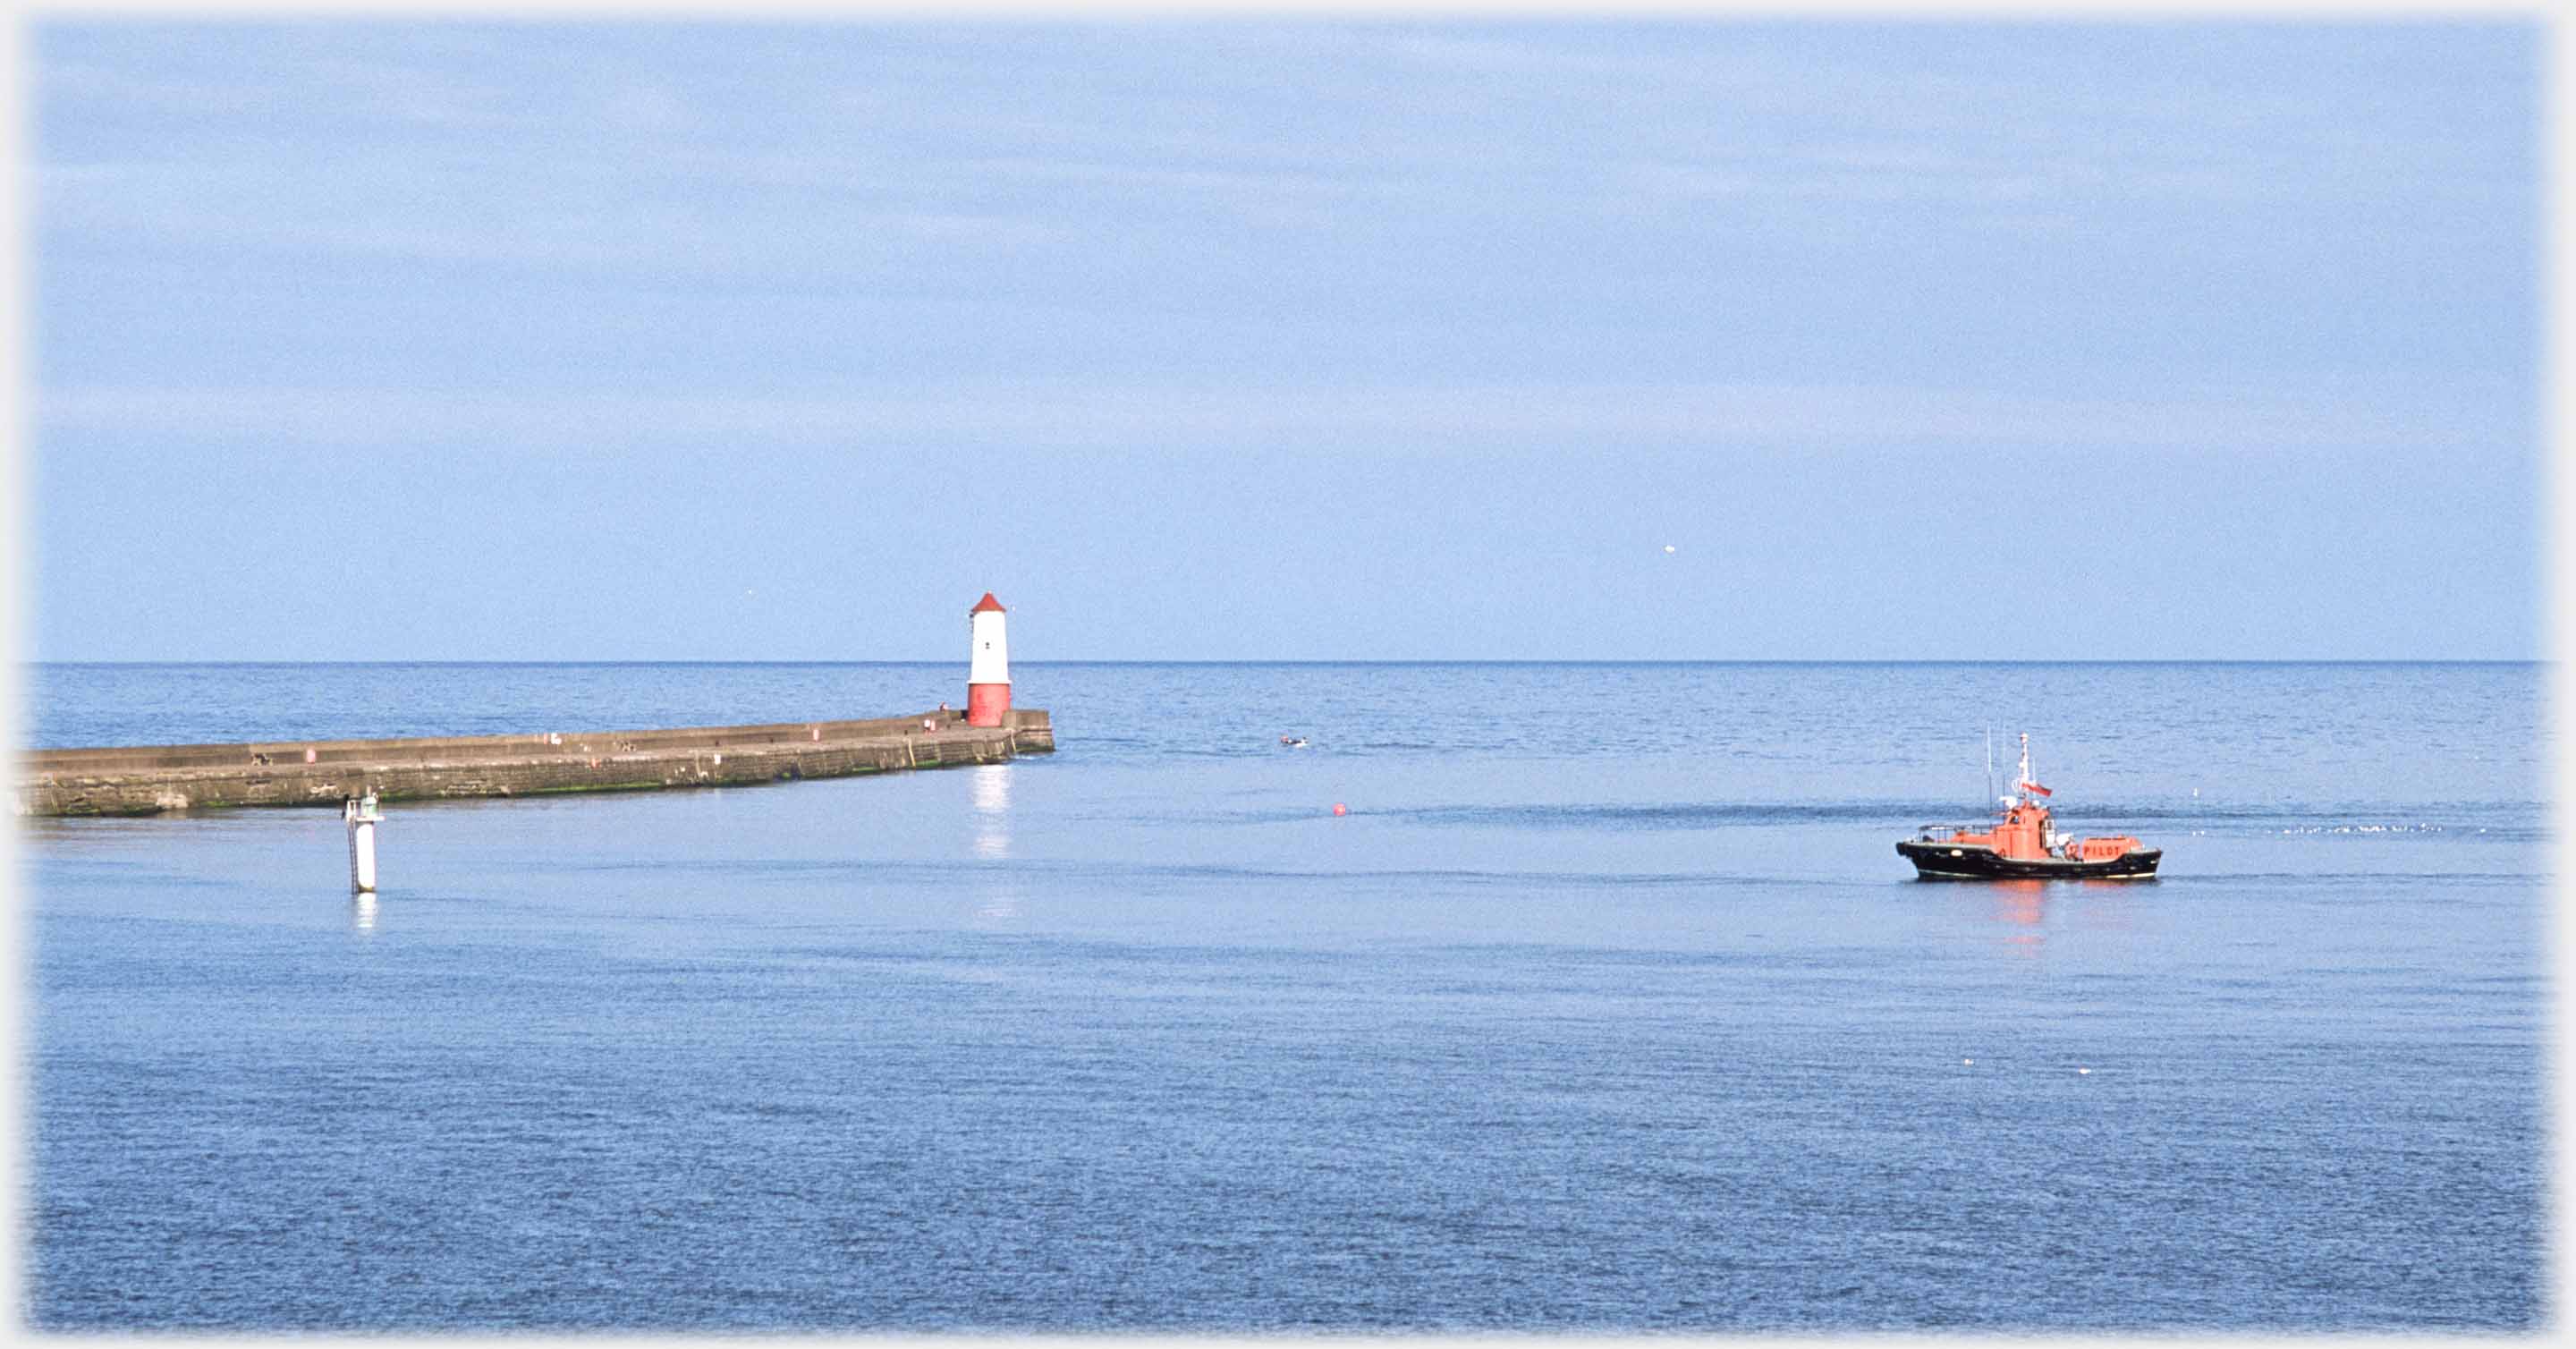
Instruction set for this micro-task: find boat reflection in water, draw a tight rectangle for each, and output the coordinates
[1899,733,2161,881]
[1988,880,2047,926]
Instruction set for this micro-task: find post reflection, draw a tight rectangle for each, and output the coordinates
[970,764,1011,860]
[351,891,378,933]
[973,883,1022,926]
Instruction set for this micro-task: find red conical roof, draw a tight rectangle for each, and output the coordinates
[970,592,1006,614]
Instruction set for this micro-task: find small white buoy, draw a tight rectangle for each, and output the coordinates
[1962,1058,1973,1065]
[1663,544,1676,554]
[2076,1066,2091,1075]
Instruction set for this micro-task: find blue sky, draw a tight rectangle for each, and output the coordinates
[25,19,2541,660]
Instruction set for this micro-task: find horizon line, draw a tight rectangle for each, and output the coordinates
[20,658,2546,667]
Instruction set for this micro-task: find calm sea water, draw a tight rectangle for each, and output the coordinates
[17,662,2551,1331]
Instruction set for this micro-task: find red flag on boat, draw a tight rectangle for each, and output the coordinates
[2020,780,2053,797]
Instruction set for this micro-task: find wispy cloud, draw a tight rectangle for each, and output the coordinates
[37,19,2523,291]
[37,380,2512,457]
[35,155,1055,274]
[39,57,277,118]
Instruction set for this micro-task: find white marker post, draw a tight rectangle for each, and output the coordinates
[343,792,383,893]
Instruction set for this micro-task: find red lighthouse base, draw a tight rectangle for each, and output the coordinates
[967,683,1011,728]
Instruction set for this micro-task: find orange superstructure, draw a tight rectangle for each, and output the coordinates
[1934,801,2143,864]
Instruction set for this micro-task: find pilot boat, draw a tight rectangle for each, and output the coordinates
[1897,733,2161,880]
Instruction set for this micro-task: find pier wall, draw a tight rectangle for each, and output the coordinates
[13,708,1053,818]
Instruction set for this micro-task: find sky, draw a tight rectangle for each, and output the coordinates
[21,18,2545,661]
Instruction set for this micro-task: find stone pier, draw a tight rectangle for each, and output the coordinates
[13,708,1054,818]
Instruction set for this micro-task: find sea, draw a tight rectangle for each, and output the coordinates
[14,660,2553,1332]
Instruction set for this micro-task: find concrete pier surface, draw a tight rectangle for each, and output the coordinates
[13,708,1054,818]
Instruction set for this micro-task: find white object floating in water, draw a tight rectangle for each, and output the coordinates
[1663,545,1676,554]
[1962,1058,1973,1065]
[2076,1067,2092,1075]
[343,792,383,894]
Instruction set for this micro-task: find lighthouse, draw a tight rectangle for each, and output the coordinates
[967,592,1011,727]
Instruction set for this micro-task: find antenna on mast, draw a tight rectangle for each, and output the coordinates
[1986,726,1995,805]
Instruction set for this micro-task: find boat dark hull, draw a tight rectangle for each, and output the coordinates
[1896,839,2162,880]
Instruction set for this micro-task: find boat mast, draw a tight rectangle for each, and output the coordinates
[2017,732,2031,806]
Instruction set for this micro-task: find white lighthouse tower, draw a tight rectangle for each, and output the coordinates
[967,591,1011,727]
